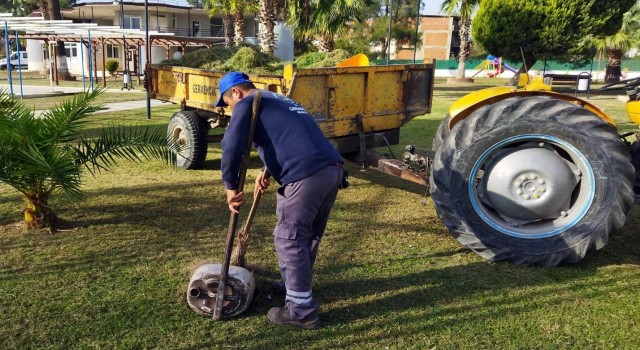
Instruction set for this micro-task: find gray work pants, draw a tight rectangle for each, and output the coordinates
[273,164,343,320]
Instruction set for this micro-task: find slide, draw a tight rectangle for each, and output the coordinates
[485,54,518,77]
[502,62,518,73]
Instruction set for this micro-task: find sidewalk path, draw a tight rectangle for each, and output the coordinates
[0,83,174,116]
[0,83,148,96]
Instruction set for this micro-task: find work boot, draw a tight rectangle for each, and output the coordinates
[267,306,321,330]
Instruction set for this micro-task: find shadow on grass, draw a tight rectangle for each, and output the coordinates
[0,166,638,349]
[218,239,640,349]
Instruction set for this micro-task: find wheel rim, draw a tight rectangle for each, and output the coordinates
[469,134,595,239]
[170,125,189,158]
[187,276,244,316]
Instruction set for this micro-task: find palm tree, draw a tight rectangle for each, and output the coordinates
[204,0,234,48]
[258,0,279,54]
[39,0,73,80]
[594,2,640,83]
[440,0,480,80]
[232,1,259,46]
[287,0,370,52]
[0,89,175,231]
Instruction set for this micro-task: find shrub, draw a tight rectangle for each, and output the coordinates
[105,60,119,79]
[294,50,352,68]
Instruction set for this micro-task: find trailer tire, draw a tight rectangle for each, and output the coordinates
[431,96,635,267]
[168,111,208,170]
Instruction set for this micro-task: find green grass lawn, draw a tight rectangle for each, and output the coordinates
[17,92,149,112]
[1,80,639,349]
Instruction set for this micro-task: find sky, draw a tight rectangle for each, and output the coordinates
[422,0,446,15]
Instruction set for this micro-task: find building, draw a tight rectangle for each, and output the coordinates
[25,0,293,76]
[395,14,460,61]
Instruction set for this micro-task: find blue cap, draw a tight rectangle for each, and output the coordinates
[215,71,252,107]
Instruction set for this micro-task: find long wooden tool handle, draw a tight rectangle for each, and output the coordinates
[212,91,262,320]
[241,169,269,233]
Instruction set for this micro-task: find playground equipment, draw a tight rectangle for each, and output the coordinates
[472,54,518,78]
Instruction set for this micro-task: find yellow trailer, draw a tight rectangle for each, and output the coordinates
[147,61,435,183]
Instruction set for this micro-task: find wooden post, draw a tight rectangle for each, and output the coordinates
[136,43,141,85]
[53,43,59,86]
[101,38,107,87]
[93,43,98,84]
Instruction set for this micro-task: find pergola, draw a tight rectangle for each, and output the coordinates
[0,13,223,98]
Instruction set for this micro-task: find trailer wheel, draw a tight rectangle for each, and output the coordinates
[167,111,208,169]
[431,96,635,267]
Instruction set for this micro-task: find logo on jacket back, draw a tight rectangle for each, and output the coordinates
[272,93,309,115]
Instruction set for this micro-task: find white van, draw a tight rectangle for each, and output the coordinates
[0,51,28,70]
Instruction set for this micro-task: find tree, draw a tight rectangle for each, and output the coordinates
[473,0,636,84]
[0,89,175,231]
[232,1,259,46]
[0,0,39,16]
[204,0,233,48]
[204,0,258,48]
[39,0,73,80]
[367,14,419,59]
[287,0,372,52]
[592,2,640,82]
[257,0,280,54]
[440,0,480,80]
[335,0,420,58]
[233,3,245,47]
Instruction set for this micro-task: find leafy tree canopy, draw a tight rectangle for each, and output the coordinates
[335,0,422,58]
[0,0,39,16]
[473,0,636,64]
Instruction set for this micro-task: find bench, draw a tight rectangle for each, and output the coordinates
[543,72,592,97]
[543,73,587,85]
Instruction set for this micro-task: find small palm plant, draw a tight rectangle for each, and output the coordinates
[0,88,175,231]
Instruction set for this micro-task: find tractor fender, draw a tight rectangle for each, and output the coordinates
[448,87,615,129]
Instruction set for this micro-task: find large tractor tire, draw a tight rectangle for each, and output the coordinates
[430,96,635,267]
[432,114,451,152]
[167,111,208,170]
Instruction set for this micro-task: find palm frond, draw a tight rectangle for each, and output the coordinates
[74,125,177,176]
[14,142,84,202]
[37,88,104,145]
[0,89,39,141]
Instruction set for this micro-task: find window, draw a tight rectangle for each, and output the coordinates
[106,44,120,59]
[123,14,141,29]
[192,21,200,36]
[64,43,78,58]
[172,15,176,29]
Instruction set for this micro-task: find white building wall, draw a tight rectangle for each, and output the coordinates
[27,40,45,71]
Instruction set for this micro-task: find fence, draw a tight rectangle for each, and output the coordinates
[372,58,640,72]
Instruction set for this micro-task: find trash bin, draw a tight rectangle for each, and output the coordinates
[575,72,592,98]
[578,77,590,91]
[122,71,133,91]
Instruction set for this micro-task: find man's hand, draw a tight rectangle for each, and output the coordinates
[226,189,245,213]
[254,169,271,199]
